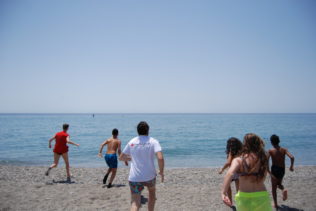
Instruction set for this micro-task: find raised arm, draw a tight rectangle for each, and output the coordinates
[219,153,233,174]
[156,151,164,182]
[98,140,108,157]
[66,136,80,147]
[285,149,295,171]
[221,158,241,207]
[48,136,55,148]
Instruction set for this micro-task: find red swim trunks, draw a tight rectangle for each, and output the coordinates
[53,131,69,154]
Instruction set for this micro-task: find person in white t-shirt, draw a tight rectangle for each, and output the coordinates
[119,121,164,211]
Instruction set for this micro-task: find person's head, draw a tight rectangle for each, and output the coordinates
[112,128,119,137]
[242,133,268,180]
[225,137,242,158]
[137,121,149,136]
[270,134,280,146]
[63,123,69,131]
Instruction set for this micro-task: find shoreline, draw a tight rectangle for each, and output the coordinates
[1,162,315,169]
[1,165,314,210]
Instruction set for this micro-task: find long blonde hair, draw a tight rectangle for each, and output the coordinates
[242,133,268,180]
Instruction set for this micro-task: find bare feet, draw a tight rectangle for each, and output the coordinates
[272,203,279,209]
[282,189,288,201]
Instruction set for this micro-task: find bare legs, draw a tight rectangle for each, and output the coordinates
[61,152,71,178]
[104,168,117,188]
[271,177,287,208]
[131,194,141,211]
[45,153,61,176]
[45,152,71,180]
[147,186,156,211]
[51,153,61,168]
[103,168,111,184]
[109,168,117,184]
[130,186,156,211]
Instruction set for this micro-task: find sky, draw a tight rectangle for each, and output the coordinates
[0,0,316,113]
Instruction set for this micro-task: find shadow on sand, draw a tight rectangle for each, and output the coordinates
[52,179,75,184]
[278,205,304,211]
[141,195,148,205]
[102,184,126,188]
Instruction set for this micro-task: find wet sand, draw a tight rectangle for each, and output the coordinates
[0,165,314,211]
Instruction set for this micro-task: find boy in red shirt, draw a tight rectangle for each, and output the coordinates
[45,124,79,182]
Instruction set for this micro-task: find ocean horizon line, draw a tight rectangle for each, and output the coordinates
[0,112,316,115]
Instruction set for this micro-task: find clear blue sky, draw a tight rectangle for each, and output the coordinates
[1,0,315,113]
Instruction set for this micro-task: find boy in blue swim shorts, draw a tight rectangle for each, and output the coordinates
[105,153,118,169]
[98,128,127,188]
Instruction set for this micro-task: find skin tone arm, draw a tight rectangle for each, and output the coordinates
[156,151,165,182]
[221,158,241,207]
[117,140,128,166]
[119,153,132,162]
[66,136,80,147]
[285,149,295,171]
[48,136,55,148]
[98,140,108,158]
[219,153,233,174]
[267,151,277,179]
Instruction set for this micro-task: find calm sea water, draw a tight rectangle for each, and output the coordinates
[0,113,315,168]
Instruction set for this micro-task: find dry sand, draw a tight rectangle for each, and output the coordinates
[0,165,315,211]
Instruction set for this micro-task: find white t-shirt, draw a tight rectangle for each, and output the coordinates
[123,136,162,182]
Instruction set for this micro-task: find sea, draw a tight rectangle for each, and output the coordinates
[0,113,315,168]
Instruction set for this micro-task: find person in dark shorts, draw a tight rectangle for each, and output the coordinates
[268,134,295,209]
[45,124,80,182]
[98,128,127,188]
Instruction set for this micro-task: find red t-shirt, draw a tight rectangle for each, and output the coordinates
[53,131,69,154]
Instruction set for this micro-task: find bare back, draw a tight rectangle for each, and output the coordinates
[269,147,286,168]
[106,138,121,154]
[237,154,267,192]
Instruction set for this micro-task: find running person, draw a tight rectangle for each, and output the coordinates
[219,137,242,207]
[45,124,79,182]
[119,121,164,211]
[98,128,127,188]
[268,134,295,209]
[221,133,273,211]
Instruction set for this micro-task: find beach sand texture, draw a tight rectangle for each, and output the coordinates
[0,165,314,211]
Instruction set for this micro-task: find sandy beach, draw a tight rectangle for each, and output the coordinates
[0,165,314,211]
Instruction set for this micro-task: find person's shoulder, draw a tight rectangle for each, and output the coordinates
[62,131,69,135]
[280,147,287,153]
[128,137,139,144]
[232,156,242,165]
[56,131,67,136]
[149,137,159,144]
[149,137,158,142]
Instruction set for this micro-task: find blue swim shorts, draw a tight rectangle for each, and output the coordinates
[104,153,118,168]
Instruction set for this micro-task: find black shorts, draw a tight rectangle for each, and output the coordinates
[271,165,285,180]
